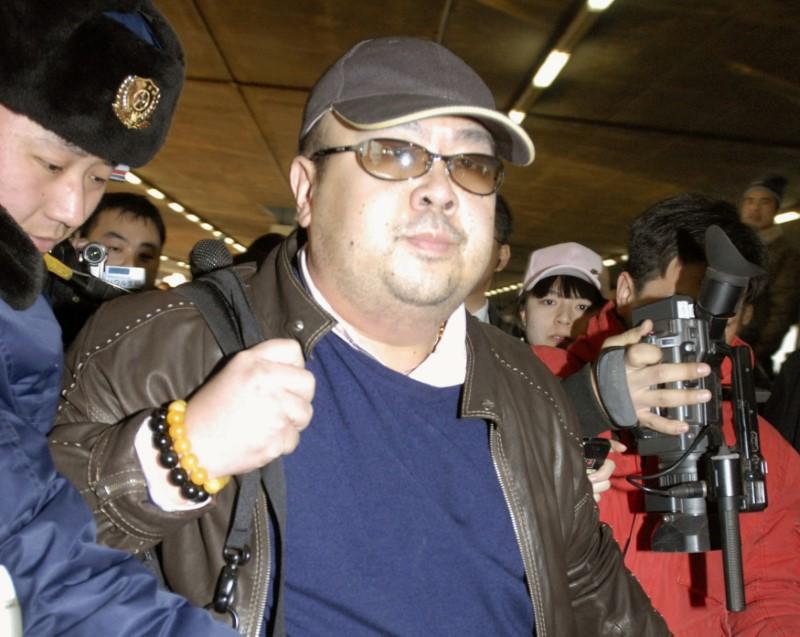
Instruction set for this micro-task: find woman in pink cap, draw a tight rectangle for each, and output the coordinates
[520,243,622,501]
[519,242,606,352]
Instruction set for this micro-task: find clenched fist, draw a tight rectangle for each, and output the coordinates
[184,338,315,478]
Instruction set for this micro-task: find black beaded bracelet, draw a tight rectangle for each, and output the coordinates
[149,407,210,503]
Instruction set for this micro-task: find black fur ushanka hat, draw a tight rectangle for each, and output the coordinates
[0,0,184,167]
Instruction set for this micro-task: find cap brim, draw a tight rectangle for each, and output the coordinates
[330,94,534,166]
[522,265,600,293]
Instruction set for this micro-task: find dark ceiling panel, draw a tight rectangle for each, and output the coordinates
[156,0,231,80]
[134,80,289,256]
[535,0,800,143]
[242,86,309,183]
[443,0,567,107]
[195,0,445,87]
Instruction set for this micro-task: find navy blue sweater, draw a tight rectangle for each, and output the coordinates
[280,332,533,635]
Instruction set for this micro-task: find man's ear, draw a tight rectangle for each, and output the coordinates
[496,243,511,272]
[290,156,316,229]
[615,271,636,309]
[741,302,754,327]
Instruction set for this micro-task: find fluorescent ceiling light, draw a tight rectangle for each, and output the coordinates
[124,172,142,185]
[161,272,188,288]
[146,188,165,200]
[185,213,200,223]
[587,0,615,11]
[233,243,247,253]
[200,222,214,231]
[775,211,800,225]
[509,110,526,125]
[168,202,184,213]
[602,258,617,267]
[533,50,571,88]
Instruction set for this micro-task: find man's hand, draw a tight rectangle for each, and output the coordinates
[602,320,711,435]
[183,338,315,479]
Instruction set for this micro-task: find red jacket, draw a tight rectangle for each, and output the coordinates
[535,300,800,636]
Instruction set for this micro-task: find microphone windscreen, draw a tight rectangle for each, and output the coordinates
[190,239,233,278]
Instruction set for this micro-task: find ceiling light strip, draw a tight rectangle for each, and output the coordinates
[125,171,247,253]
[508,0,613,119]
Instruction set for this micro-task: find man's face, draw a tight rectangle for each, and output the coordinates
[0,104,113,253]
[79,208,163,288]
[739,187,777,231]
[294,115,497,323]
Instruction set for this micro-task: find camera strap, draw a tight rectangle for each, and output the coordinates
[595,346,639,429]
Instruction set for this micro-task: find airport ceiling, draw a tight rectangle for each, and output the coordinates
[119,0,800,288]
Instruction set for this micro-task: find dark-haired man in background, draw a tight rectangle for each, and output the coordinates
[545,193,800,636]
[76,192,166,289]
[738,175,800,380]
[464,194,523,336]
[50,192,167,345]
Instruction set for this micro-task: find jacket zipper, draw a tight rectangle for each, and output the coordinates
[92,475,146,500]
[251,491,270,637]
[490,424,546,637]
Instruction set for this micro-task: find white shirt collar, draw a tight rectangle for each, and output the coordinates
[470,300,490,323]
[299,247,466,387]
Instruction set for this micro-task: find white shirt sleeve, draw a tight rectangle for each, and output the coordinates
[133,416,210,512]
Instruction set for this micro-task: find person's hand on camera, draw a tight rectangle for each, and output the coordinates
[589,439,626,502]
[601,320,711,435]
[181,338,315,480]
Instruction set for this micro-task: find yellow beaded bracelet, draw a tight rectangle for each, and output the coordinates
[166,400,230,496]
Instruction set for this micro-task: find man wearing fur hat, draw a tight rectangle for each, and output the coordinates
[0,2,237,635]
[739,175,800,379]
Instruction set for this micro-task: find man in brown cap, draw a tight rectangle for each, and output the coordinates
[0,1,236,635]
[52,36,708,635]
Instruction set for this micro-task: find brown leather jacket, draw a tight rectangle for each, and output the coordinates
[50,234,669,636]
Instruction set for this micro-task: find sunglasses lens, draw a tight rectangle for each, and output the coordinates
[359,139,428,180]
[449,155,503,195]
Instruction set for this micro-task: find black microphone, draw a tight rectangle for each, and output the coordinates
[190,239,233,278]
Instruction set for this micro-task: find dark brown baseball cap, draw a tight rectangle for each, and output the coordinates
[300,37,534,166]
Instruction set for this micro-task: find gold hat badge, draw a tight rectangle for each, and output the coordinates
[112,75,161,130]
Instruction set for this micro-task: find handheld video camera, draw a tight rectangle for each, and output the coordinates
[79,242,146,291]
[629,225,767,612]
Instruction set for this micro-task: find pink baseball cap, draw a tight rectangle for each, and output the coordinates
[521,242,603,293]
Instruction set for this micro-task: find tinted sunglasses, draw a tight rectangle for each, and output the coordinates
[311,138,504,196]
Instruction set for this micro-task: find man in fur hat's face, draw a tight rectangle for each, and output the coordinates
[0,104,113,254]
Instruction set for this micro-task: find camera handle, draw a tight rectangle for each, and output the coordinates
[710,448,745,611]
[726,345,768,513]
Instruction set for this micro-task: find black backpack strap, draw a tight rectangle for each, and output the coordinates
[176,268,263,351]
[174,265,287,636]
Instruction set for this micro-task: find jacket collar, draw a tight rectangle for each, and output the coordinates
[0,204,46,310]
[247,230,337,357]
